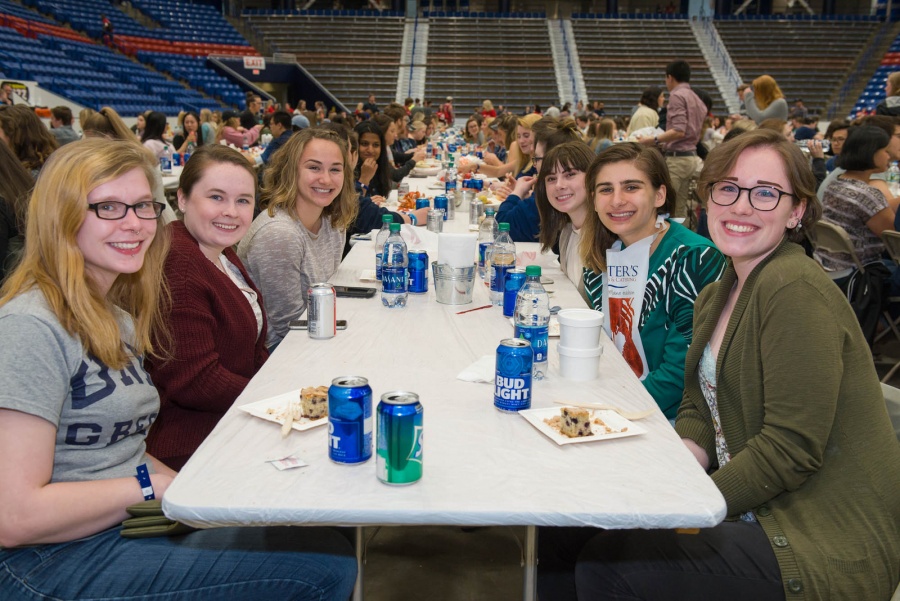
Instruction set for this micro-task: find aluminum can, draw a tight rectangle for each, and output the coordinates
[415,197,430,210]
[308,283,336,339]
[376,391,423,485]
[476,151,483,160]
[502,268,527,318]
[448,143,457,154]
[433,195,449,220]
[172,152,181,167]
[398,181,409,197]
[407,250,429,294]
[445,179,457,202]
[426,141,433,156]
[328,376,373,464]
[182,151,191,164]
[472,178,484,191]
[427,209,443,232]
[469,200,484,227]
[494,339,533,412]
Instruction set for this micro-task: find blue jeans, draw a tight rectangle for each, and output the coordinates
[0,526,356,600]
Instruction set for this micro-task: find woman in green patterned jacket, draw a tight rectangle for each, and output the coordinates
[580,143,725,419]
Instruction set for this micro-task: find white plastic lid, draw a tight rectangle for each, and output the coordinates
[557,309,604,328]
[558,344,604,358]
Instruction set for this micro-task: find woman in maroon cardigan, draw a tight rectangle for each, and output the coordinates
[146,145,268,470]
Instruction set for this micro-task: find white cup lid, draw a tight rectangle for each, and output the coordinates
[557,309,604,328]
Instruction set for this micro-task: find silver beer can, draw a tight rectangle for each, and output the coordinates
[427,209,444,233]
[308,283,336,339]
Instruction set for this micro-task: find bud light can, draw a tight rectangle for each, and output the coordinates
[472,178,484,191]
[415,197,430,210]
[503,268,527,318]
[434,195,449,221]
[445,179,457,201]
[408,250,429,294]
[376,391,423,485]
[448,143,457,154]
[172,153,182,167]
[308,283,336,339]
[328,376,373,464]
[494,339,533,412]
[427,141,433,157]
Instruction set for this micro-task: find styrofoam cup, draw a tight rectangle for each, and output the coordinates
[557,309,604,349]
[558,344,603,381]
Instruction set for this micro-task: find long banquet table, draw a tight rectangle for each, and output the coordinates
[162,174,727,600]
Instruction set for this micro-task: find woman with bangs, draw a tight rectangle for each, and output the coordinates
[575,129,900,601]
[238,128,358,350]
[0,137,357,601]
[145,145,268,471]
[464,114,485,146]
[534,141,595,302]
[743,74,788,124]
[580,143,725,420]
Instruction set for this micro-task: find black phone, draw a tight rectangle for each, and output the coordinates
[290,320,348,330]
[334,286,376,299]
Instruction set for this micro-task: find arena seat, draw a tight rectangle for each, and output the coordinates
[715,19,878,116]
[572,18,724,116]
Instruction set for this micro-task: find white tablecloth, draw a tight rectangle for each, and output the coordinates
[163,188,726,531]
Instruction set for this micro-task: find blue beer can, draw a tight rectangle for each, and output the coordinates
[472,178,484,191]
[433,195,449,221]
[448,143,457,153]
[476,151,483,160]
[408,250,429,294]
[494,339,533,412]
[415,197,430,210]
[445,179,457,202]
[426,141,433,156]
[376,391,423,485]
[172,153,181,167]
[503,268,527,317]
[328,376,373,464]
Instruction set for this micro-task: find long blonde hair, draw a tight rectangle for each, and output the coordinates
[752,75,784,111]
[0,139,171,368]
[262,128,358,230]
[516,113,542,174]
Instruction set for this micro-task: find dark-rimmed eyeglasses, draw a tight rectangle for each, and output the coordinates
[87,201,165,220]
[708,181,794,212]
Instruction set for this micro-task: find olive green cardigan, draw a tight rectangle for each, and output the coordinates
[676,240,900,600]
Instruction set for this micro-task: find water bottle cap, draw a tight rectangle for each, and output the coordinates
[389,222,401,232]
[525,265,541,277]
[485,208,495,216]
[498,222,510,231]
[382,214,393,223]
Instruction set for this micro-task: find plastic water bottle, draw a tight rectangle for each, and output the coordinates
[514,265,550,380]
[446,159,458,219]
[184,140,195,163]
[489,222,516,306]
[374,214,393,281]
[478,208,499,280]
[381,223,408,308]
[159,145,173,175]
[889,161,900,185]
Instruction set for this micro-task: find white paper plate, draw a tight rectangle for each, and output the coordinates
[520,407,646,446]
[412,167,441,176]
[238,390,328,432]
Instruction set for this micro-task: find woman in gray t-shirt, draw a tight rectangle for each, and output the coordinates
[0,138,355,600]
[239,128,359,349]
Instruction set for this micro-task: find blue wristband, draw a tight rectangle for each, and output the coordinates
[408,212,417,225]
[136,463,155,501]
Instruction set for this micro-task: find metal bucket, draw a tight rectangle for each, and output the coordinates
[432,262,476,305]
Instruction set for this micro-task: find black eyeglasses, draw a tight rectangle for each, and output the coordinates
[708,181,794,212]
[87,201,165,220]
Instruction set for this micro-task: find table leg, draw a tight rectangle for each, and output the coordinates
[523,525,537,601]
[353,526,364,601]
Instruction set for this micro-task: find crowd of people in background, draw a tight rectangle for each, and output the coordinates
[0,58,898,601]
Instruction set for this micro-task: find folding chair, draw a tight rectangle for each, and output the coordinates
[814,222,900,382]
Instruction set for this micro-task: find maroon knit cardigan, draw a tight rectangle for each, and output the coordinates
[146,221,269,469]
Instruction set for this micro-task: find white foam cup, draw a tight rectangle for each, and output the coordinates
[558,344,603,381]
[557,309,604,349]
